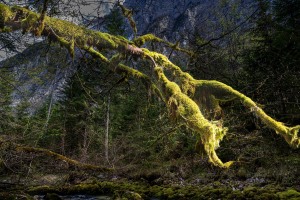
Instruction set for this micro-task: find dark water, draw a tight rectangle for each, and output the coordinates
[34,195,111,200]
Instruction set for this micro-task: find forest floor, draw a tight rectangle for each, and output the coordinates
[1,130,300,199]
[1,172,300,199]
[1,154,300,200]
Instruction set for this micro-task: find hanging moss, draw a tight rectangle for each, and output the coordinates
[194,80,300,149]
[1,2,299,168]
[194,88,224,120]
[154,67,232,168]
[118,64,148,79]
[52,35,75,58]
[144,46,300,166]
[83,46,109,63]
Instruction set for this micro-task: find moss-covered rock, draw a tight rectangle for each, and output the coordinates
[1,179,295,200]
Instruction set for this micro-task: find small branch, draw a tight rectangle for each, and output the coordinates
[117,2,137,37]
[0,137,112,172]
[134,34,193,56]
[197,8,258,48]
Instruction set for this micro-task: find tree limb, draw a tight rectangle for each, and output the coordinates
[0,3,299,168]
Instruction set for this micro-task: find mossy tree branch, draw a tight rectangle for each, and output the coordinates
[0,137,112,172]
[0,3,299,168]
[134,34,193,56]
[117,2,137,37]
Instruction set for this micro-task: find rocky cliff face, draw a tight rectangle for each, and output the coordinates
[124,0,255,41]
[0,42,74,111]
[0,0,255,111]
[124,0,208,38]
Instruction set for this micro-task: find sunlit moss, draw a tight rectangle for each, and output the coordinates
[134,34,164,46]
[154,67,232,168]
[143,49,195,95]
[135,34,193,55]
[194,80,300,149]
[118,64,147,79]
[52,35,74,57]
[83,46,109,63]
[1,2,299,168]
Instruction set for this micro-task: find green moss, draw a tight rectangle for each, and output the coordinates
[118,3,137,36]
[0,4,13,29]
[114,191,143,200]
[288,126,300,148]
[0,26,11,32]
[17,146,112,172]
[2,2,299,169]
[45,16,80,37]
[84,46,109,63]
[154,66,231,168]
[259,192,279,200]
[194,80,300,149]
[95,32,118,49]
[27,185,58,195]
[67,183,101,194]
[118,64,148,79]
[277,189,300,200]
[180,79,195,97]
[134,34,163,46]
[135,34,192,56]
[143,49,195,96]
[44,193,62,200]
[52,36,74,57]
[21,12,39,33]
[23,180,300,200]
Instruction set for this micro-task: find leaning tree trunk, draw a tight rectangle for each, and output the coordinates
[105,93,110,163]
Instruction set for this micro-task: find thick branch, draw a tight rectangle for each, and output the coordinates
[1,3,299,168]
[194,80,300,148]
[141,47,300,151]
